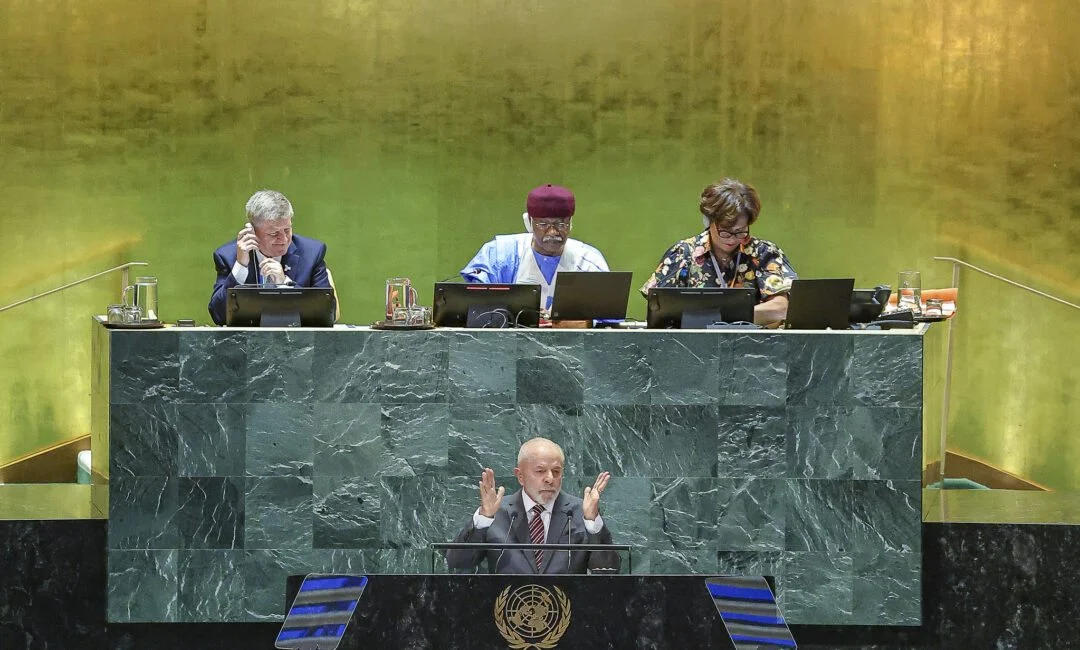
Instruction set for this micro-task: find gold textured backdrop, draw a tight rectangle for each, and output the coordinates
[1,1,1077,487]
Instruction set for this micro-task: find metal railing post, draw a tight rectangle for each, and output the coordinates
[938,261,961,483]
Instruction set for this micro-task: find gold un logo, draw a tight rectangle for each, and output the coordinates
[493,584,571,649]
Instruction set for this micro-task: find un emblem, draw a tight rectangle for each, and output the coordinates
[493,584,571,649]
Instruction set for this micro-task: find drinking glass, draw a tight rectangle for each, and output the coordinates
[897,271,922,314]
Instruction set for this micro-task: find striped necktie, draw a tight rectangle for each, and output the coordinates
[528,503,545,570]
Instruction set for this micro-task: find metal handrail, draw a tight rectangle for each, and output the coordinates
[0,262,149,313]
[930,256,1077,494]
[933,256,1079,310]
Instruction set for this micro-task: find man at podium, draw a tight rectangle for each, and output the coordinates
[446,437,621,574]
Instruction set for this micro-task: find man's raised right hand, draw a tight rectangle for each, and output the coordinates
[235,223,260,266]
[478,467,504,518]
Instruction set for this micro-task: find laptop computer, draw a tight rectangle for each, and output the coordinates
[783,278,855,330]
[550,272,633,320]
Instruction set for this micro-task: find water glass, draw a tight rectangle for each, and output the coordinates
[897,270,922,314]
[385,278,419,321]
[393,305,431,326]
[107,304,126,324]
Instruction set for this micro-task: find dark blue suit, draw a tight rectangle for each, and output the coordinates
[208,234,331,325]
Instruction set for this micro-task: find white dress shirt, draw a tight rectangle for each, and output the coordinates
[230,250,291,285]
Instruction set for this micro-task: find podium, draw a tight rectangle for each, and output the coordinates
[283,574,751,649]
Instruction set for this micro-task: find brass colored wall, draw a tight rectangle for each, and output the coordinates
[1,1,1078,487]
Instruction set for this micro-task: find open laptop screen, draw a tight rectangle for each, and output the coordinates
[783,278,855,330]
[550,272,633,320]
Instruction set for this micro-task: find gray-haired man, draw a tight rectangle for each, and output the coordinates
[208,189,332,325]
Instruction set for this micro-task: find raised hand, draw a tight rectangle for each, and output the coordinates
[236,223,260,266]
[260,258,286,285]
[582,471,610,521]
[478,467,505,518]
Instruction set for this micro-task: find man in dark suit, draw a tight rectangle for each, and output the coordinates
[208,189,333,325]
[446,437,621,575]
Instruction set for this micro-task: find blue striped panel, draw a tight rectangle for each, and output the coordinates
[299,575,368,592]
[720,611,787,626]
[707,582,775,602]
[277,624,348,641]
[730,633,797,647]
[287,600,359,616]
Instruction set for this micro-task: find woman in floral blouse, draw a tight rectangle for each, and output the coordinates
[641,178,797,325]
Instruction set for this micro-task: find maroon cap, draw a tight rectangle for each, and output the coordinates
[526,184,575,220]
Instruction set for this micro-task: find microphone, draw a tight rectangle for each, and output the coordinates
[441,268,486,283]
[493,512,517,574]
[566,511,573,574]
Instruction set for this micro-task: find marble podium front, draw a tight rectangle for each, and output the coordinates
[93,324,925,626]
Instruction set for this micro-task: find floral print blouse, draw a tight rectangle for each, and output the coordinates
[640,230,797,302]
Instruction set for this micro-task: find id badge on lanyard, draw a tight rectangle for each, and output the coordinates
[709,251,741,288]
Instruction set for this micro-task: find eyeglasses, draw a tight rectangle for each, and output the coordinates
[714,228,750,241]
[532,220,571,232]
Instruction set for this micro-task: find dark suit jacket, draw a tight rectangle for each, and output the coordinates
[445,490,621,575]
[207,234,331,325]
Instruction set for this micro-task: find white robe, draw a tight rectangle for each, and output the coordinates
[460,233,610,311]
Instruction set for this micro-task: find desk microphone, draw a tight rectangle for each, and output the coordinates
[439,268,484,283]
[566,511,573,574]
[493,512,517,573]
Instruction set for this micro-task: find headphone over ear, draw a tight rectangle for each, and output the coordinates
[522,212,534,233]
[702,214,711,229]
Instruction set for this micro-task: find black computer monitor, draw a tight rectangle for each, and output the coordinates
[850,286,892,323]
[226,286,336,327]
[783,278,855,330]
[646,287,756,329]
[432,283,542,328]
[550,272,633,321]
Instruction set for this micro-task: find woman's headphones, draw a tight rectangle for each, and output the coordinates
[702,214,711,229]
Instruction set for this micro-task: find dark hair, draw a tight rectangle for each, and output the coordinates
[700,178,761,228]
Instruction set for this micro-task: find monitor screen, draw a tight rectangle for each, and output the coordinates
[849,286,891,323]
[646,287,756,329]
[226,287,336,327]
[432,283,542,328]
[550,272,633,321]
[783,278,854,330]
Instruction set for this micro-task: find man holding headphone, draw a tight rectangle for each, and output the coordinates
[459,184,609,313]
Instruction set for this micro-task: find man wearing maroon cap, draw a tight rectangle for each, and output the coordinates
[460,184,609,312]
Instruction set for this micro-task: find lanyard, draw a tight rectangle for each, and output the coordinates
[709,250,741,288]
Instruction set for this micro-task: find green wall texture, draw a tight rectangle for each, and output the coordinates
[1,1,1078,488]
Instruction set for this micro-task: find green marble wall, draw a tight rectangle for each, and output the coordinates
[102,327,924,625]
[1,0,1078,490]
